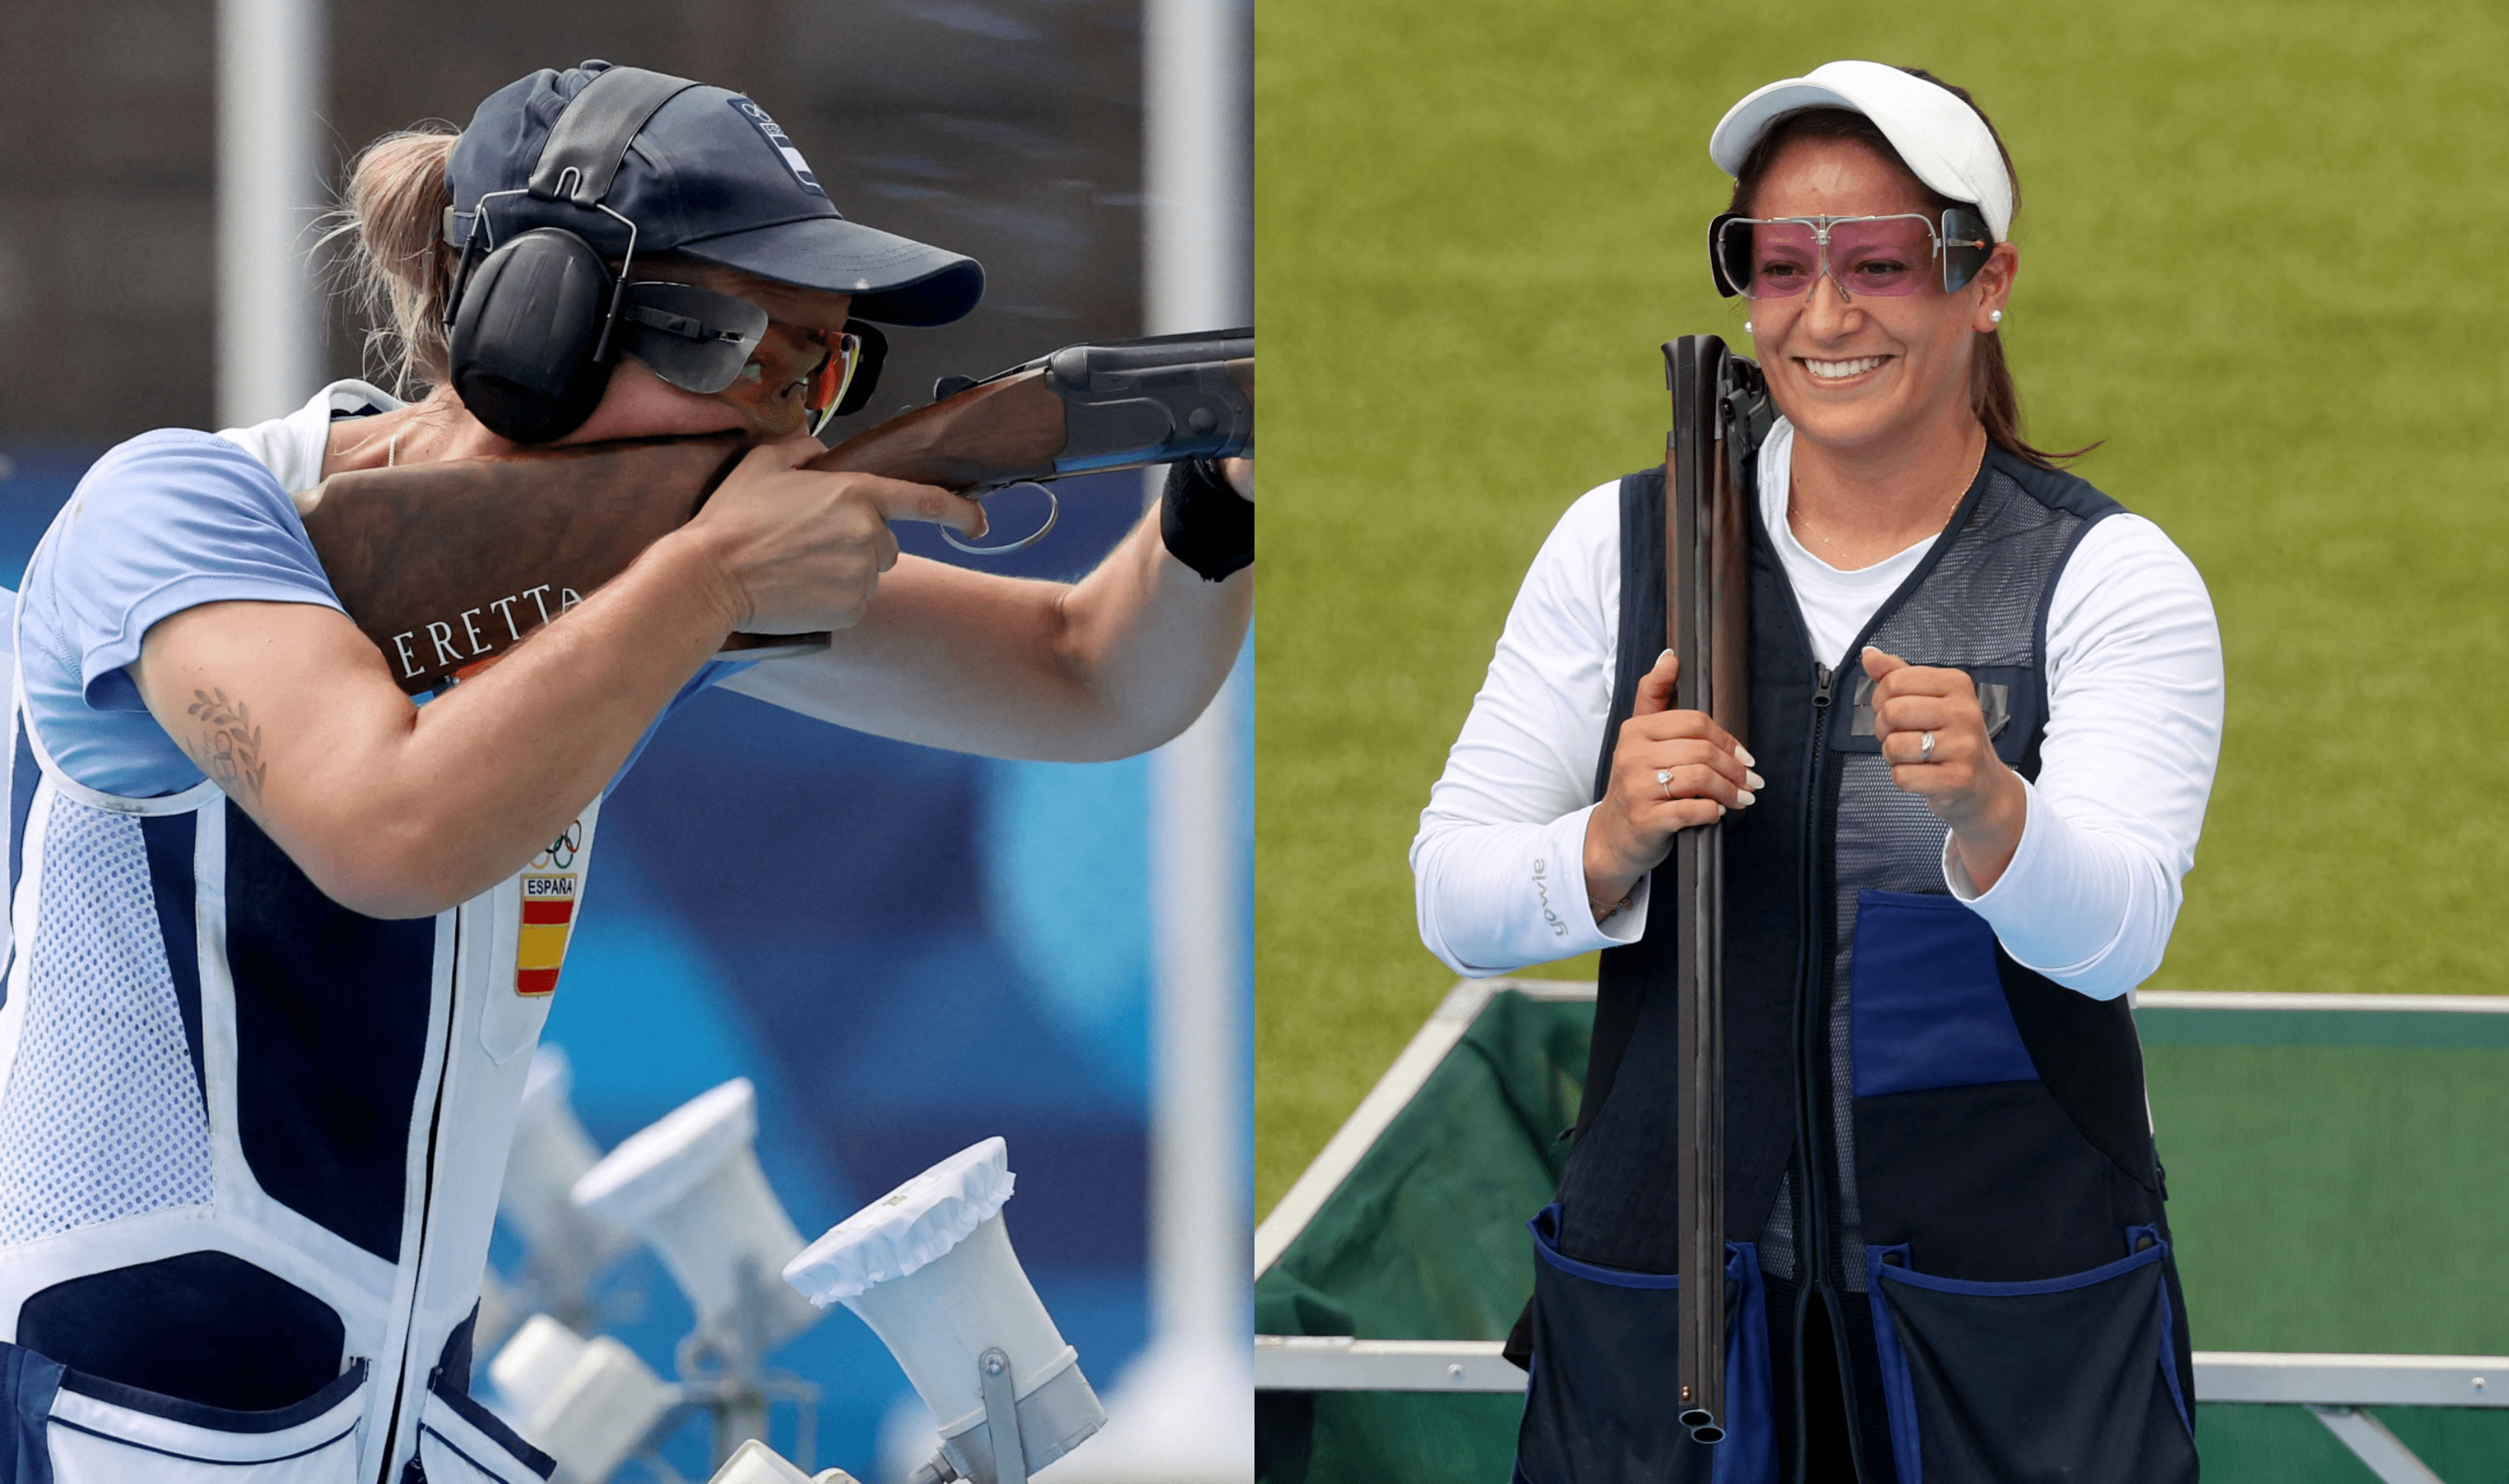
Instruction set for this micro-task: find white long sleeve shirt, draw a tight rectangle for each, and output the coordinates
[1411,423,2224,1001]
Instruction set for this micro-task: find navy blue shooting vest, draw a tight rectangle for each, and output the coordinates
[1514,446,2200,1484]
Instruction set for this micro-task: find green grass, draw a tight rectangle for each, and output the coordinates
[1254,2,2509,1213]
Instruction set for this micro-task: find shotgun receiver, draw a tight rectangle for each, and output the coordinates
[1664,334,1770,1446]
[296,329,1254,696]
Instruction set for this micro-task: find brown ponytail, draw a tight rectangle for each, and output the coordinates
[1726,69,2097,470]
[322,126,462,397]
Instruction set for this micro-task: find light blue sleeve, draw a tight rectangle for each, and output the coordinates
[18,432,342,797]
[17,430,754,799]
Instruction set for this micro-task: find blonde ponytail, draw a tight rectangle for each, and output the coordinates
[324,127,461,396]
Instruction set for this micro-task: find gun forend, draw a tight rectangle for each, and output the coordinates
[294,332,1254,697]
[810,329,1252,492]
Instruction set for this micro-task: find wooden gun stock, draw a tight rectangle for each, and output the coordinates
[1663,334,1770,1447]
[296,332,1253,696]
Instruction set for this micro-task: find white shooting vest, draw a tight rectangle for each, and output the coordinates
[0,610,594,1482]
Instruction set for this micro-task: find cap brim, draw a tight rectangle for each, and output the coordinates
[1708,81,1863,177]
[674,214,985,327]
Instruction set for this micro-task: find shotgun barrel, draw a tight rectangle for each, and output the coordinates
[1663,334,1770,1445]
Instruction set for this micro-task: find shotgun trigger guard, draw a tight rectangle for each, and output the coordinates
[916,330,1252,559]
[940,480,1061,556]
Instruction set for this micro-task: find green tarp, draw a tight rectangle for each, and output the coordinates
[1257,986,2509,1483]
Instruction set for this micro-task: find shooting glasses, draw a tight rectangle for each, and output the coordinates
[1709,207,1992,301]
[614,281,887,436]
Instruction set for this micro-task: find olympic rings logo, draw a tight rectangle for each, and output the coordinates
[532,821,583,871]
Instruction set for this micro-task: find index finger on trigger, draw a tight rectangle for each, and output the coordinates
[864,478,989,538]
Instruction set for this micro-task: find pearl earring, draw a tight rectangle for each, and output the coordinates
[1743,319,1754,334]
[1989,309,2003,325]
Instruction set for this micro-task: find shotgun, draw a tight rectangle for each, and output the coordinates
[1663,334,1770,1446]
[296,329,1253,696]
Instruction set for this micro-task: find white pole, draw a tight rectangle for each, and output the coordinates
[1145,0,1252,1356]
[1147,0,1254,1370]
[1060,1,1251,1476]
[217,0,327,430]
[1145,0,1251,340]
[1148,673,1248,1353]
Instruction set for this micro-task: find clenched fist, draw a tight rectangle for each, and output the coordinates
[1861,646,2026,892]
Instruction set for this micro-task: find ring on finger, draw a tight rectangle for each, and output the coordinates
[1917,731,1937,763]
[1656,768,1674,800]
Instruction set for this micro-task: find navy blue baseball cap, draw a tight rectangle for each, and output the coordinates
[446,61,983,327]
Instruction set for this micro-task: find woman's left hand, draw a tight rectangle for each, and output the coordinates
[1862,646,2028,892]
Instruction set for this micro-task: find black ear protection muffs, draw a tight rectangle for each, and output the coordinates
[447,227,620,443]
[443,66,702,443]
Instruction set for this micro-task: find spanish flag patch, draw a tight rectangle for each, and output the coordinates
[517,872,578,996]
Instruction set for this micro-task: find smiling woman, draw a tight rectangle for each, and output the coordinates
[1722,81,2089,478]
[1407,59,2225,1484]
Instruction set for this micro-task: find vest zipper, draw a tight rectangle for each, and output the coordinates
[379,915,462,1484]
[1796,660,1836,1331]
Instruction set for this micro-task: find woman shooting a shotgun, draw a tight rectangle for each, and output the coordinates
[0,61,1249,1481]
[1413,61,2220,1483]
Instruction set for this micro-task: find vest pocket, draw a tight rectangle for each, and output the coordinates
[1849,891,2035,1098]
[1863,1231,2195,1484]
[5,1346,371,1481]
[410,1379,557,1483]
[1514,1205,1775,1484]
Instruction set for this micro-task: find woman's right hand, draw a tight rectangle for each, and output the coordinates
[672,437,990,634]
[1583,649,1762,919]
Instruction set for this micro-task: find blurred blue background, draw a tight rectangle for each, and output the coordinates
[0,453,1168,1478]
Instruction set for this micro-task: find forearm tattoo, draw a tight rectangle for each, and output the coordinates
[184,689,269,802]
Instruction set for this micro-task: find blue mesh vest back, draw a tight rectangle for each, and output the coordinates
[0,583,588,1481]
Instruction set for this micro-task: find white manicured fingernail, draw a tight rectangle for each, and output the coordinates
[1736,789,1756,807]
[1746,770,1766,792]
[1659,648,1675,665]
[1736,745,1757,767]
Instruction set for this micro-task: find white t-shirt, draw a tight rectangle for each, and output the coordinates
[1409,421,2225,1001]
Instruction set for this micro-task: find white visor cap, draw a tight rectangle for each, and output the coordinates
[1709,61,2012,242]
